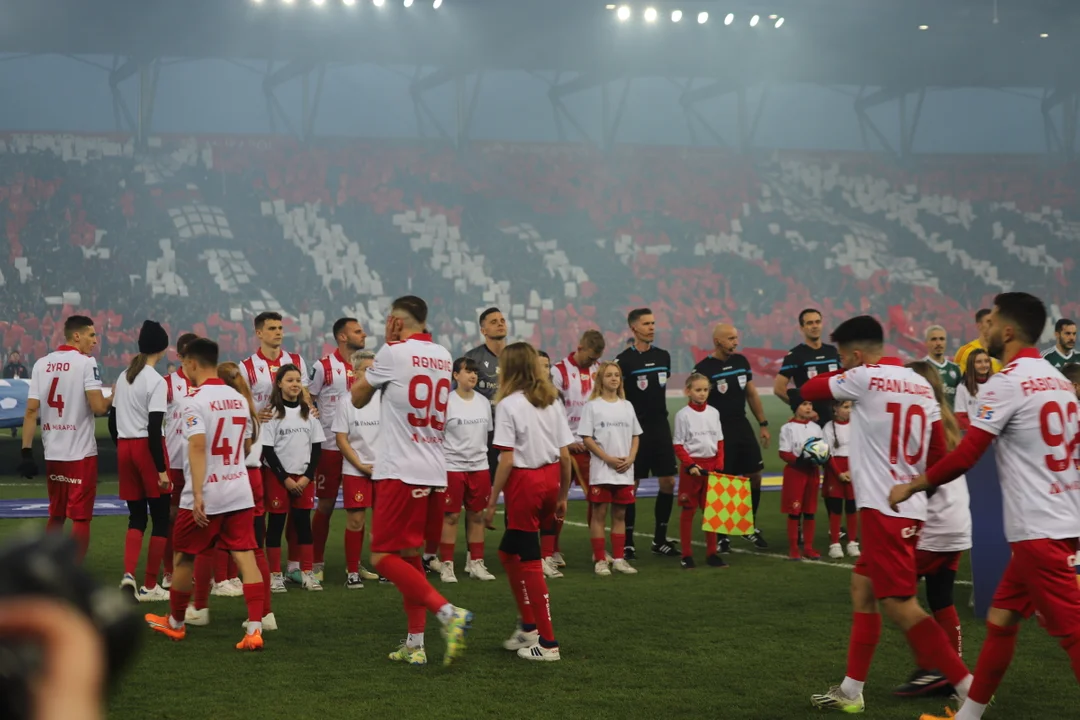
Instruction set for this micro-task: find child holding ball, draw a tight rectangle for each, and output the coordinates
[778,389,824,561]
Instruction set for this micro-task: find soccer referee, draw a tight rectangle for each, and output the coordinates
[615,308,680,558]
[463,307,507,480]
[693,323,771,550]
[773,308,841,424]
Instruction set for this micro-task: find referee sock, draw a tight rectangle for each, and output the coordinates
[750,484,762,524]
[654,491,674,543]
[624,504,636,548]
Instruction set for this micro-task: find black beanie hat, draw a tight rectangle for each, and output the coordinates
[138,320,170,355]
[788,388,806,414]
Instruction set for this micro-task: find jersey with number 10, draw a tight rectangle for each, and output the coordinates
[828,359,941,520]
[180,379,254,515]
[365,333,452,487]
[28,346,102,462]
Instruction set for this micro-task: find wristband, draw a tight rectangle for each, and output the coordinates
[758,420,769,428]
[20,447,32,460]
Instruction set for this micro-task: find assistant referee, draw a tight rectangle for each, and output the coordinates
[615,308,680,558]
[693,323,771,550]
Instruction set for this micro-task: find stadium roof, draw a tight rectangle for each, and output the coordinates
[1,0,1078,88]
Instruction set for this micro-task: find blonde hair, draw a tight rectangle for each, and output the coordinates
[217,362,260,432]
[906,360,961,451]
[589,361,625,400]
[351,349,376,369]
[685,372,709,391]
[496,342,558,408]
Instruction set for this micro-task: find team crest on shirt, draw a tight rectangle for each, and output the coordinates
[717,379,728,394]
[591,486,600,496]
[354,492,364,504]
[807,367,818,379]
[658,372,668,386]
[271,498,282,510]
[791,500,802,512]
[637,376,648,391]
[737,375,747,388]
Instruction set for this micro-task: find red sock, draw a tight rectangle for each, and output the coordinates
[787,516,800,557]
[169,588,192,625]
[845,612,882,681]
[267,546,281,573]
[71,520,90,561]
[242,582,265,624]
[499,551,535,625]
[934,606,963,658]
[163,535,173,574]
[1062,632,1080,683]
[312,510,331,565]
[590,537,606,562]
[374,554,450,614]
[193,549,213,610]
[829,511,842,544]
[847,508,859,542]
[345,529,363,574]
[705,532,717,557]
[254,548,272,616]
[803,517,817,552]
[404,555,430,633]
[905,616,972,687]
[286,515,299,563]
[123,529,144,576]
[143,536,167,589]
[554,516,564,552]
[468,541,485,562]
[440,542,455,563]
[541,533,556,558]
[612,533,625,561]
[679,508,694,558]
[46,516,65,533]
[299,544,314,572]
[520,559,555,644]
[214,547,229,583]
[968,622,1019,704]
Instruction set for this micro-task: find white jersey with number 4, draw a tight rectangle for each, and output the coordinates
[365,333,452,487]
[28,346,102,462]
[828,359,941,520]
[180,379,254,515]
[969,349,1080,543]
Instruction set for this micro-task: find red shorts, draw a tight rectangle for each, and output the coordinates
[854,508,922,599]
[343,474,373,509]
[172,507,257,555]
[822,457,855,500]
[168,469,185,508]
[370,479,443,553]
[446,470,491,514]
[572,451,590,488]
[589,483,636,505]
[781,467,820,515]
[265,474,316,513]
[916,549,962,577]
[247,466,264,516]
[46,458,98,521]
[118,438,164,502]
[504,463,560,533]
[992,538,1080,638]
[677,460,714,510]
[315,448,343,501]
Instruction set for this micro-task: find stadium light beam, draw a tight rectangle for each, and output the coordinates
[775,17,784,28]
[671,9,682,22]
[343,0,356,5]
[433,0,442,8]
[644,7,657,22]
[282,0,294,5]
[750,14,760,27]
[1040,33,1049,38]
[374,0,385,6]
[724,13,734,25]
[312,0,325,5]
[918,24,929,30]
[617,5,631,21]
[697,11,708,24]
[405,0,414,6]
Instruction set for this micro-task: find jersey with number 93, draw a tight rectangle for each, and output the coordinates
[180,380,254,515]
[969,352,1080,542]
[366,333,452,487]
[828,360,941,520]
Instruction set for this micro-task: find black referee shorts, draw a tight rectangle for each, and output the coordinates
[634,423,678,480]
[722,429,764,477]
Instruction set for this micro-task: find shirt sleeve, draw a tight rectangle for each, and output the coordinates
[148,376,167,414]
[310,415,326,444]
[968,373,1017,438]
[778,423,798,454]
[83,357,103,391]
[307,359,325,396]
[331,401,349,434]
[298,355,312,388]
[492,401,515,451]
[778,352,798,378]
[672,411,689,446]
[744,356,754,383]
[181,399,205,440]
[550,364,566,394]
[828,365,869,402]
[577,402,595,438]
[365,345,396,390]
[27,362,41,401]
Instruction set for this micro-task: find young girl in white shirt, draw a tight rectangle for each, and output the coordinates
[955,348,993,430]
[262,365,325,592]
[672,373,725,570]
[579,361,642,576]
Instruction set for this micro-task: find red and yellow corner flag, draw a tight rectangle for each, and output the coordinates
[702,473,755,536]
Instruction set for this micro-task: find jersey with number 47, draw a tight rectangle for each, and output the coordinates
[28,346,102,462]
[180,379,254,515]
[365,333,452,487]
[969,350,1080,542]
[827,358,941,521]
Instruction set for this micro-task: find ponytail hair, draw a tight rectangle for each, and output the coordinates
[496,342,558,409]
[268,364,311,420]
[217,362,260,433]
[907,360,962,451]
[125,353,150,385]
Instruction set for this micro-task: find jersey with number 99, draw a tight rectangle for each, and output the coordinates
[28,347,103,462]
[828,359,941,520]
[180,379,254,515]
[365,333,452,487]
[969,351,1080,542]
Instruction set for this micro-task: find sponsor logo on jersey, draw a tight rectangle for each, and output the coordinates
[354,491,365,503]
[900,525,920,539]
[738,374,747,388]
[976,405,994,421]
[48,474,82,484]
[637,376,648,391]
[42,423,78,432]
[411,487,432,499]
[658,372,667,386]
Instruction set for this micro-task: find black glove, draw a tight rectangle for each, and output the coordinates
[18,447,38,479]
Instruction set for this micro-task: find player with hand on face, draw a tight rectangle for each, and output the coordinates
[672,374,725,570]
[778,390,824,561]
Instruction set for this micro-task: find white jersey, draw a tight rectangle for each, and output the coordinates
[968,349,1080,543]
[332,397,381,474]
[578,397,642,487]
[261,404,325,475]
[180,379,254,515]
[954,382,982,419]
[828,359,941,520]
[823,420,850,458]
[244,421,264,469]
[365,333,452,487]
[779,419,824,457]
[113,366,167,439]
[443,391,493,473]
[241,349,309,412]
[165,370,194,470]
[308,349,355,448]
[919,475,972,553]
[493,391,575,469]
[28,346,102,462]
[551,354,597,441]
[672,404,724,459]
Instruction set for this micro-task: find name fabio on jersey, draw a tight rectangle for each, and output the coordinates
[1020,376,1074,396]
[867,377,933,398]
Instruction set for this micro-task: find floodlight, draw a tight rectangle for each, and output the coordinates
[671,9,682,22]
[750,14,759,27]
[282,0,294,5]
[312,0,325,5]
[405,0,414,6]
[1040,32,1049,38]
[697,11,708,24]
[343,0,356,5]
[644,7,657,22]
[606,4,616,8]
[769,14,777,19]
[775,17,784,28]
[433,0,442,8]
[252,0,264,4]
[617,5,631,21]
[374,0,385,6]
[724,13,734,25]
[918,24,929,30]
